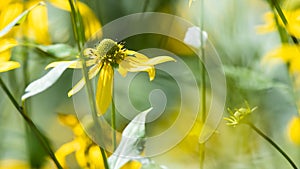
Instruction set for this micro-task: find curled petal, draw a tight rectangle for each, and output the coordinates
[55,140,79,168]
[0,61,20,72]
[68,64,102,97]
[96,63,113,115]
[145,56,176,65]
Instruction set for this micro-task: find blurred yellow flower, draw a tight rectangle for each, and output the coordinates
[47,39,175,115]
[0,0,51,44]
[0,38,20,72]
[0,159,30,169]
[256,9,300,38]
[49,0,101,39]
[224,102,257,127]
[44,114,142,169]
[263,44,300,73]
[287,116,300,145]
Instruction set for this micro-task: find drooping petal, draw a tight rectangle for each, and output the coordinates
[0,38,18,53]
[75,139,88,168]
[0,61,20,72]
[96,63,113,115]
[88,145,104,169]
[55,140,80,168]
[68,64,102,97]
[145,56,176,65]
[0,38,18,62]
[24,1,51,44]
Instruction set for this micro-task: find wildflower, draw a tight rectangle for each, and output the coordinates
[0,38,20,72]
[263,44,300,73]
[256,9,300,38]
[47,39,175,115]
[224,102,257,127]
[44,114,141,169]
[287,116,300,145]
[49,0,101,39]
[0,0,51,44]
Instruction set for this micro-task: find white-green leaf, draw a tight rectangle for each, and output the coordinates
[108,108,152,169]
[22,62,73,100]
[0,2,45,38]
[36,44,78,58]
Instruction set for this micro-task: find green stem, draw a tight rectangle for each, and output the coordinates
[0,77,63,169]
[199,0,206,168]
[247,123,298,169]
[269,0,299,44]
[142,0,150,12]
[67,1,109,168]
[111,71,117,151]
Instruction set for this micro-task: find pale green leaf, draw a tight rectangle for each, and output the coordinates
[22,62,73,100]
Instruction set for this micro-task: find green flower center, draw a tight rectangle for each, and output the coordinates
[96,39,126,67]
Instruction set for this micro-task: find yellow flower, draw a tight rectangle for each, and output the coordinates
[263,44,300,73]
[47,39,175,115]
[287,116,300,145]
[256,9,300,38]
[49,0,101,39]
[0,38,20,72]
[0,0,51,44]
[43,114,142,169]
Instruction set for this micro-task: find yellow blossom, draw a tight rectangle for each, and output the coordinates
[0,38,20,72]
[0,0,51,44]
[263,44,300,73]
[49,0,101,39]
[47,39,175,115]
[287,116,300,145]
[256,9,300,38]
[46,114,142,169]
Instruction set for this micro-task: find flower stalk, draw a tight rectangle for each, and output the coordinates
[0,77,63,169]
[246,122,298,169]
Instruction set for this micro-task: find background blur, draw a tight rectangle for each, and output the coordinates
[1,0,300,168]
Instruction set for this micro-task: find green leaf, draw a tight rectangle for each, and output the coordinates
[36,44,78,58]
[22,62,73,100]
[0,2,45,38]
[108,108,152,169]
[223,66,284,90]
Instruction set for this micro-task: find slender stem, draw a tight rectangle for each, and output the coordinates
[199,0,206,168]
[269,0,299,44]
[142,0,150,12]
[247,122,298,169]
[111,71,117,151]
[0,77,63,169]
[67,1,109,168]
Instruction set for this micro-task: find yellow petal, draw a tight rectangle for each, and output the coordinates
[75,139,88,168]
[49,0,101,39]
[24,1,51,44]
[46,60,96,69]
[0,159,30,169]
[263,44,300,63]
[0,2,24,31]
[57,114,78,128]
[256,12,277,34]
[121,160,142,169]
[68,64,101,97]
[96,63,113,115]
[0,50,12,62]
[145,56,176,65]
[0,38,18,53]
[0,61,20,73]
[287,116,300,145]
[286,9,300,38]
[88,145,104,169]
[55,140,79,168]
